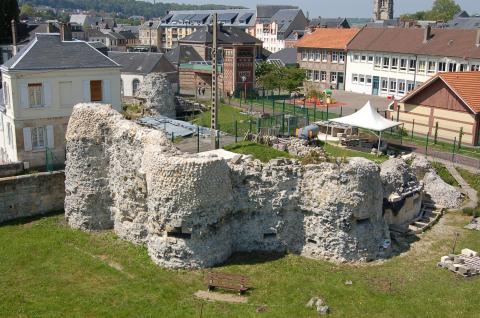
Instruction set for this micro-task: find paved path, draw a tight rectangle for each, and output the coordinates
[445,164,478,209]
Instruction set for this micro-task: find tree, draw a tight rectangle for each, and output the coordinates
[20,4,35,20]
[0,0,20,43]
[429,0,461,21]
[401,0,461,22]
[281,67,306,94]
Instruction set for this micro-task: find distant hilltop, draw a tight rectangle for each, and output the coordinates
[23,0,246,19]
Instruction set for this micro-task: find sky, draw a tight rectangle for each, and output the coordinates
[155,0,479,18]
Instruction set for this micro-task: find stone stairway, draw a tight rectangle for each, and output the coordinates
[408,202,444,234]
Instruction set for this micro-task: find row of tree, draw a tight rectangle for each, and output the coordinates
[20,0,242,20]
[0,0,19,43]
[400,0,462,22]
[255,62,306,96]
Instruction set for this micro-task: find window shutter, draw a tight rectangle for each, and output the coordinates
[20,84,28,108]
[43,81,52,107]
[46,125,54,149]
[82,80,90,102]
[102,79,111,102]
[23,127,32,151]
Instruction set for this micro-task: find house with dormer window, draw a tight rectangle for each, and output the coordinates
[0,31,121,168]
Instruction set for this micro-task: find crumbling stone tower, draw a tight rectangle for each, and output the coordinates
[373,0,394,20]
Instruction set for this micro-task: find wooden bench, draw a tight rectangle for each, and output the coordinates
[205,272,250,295]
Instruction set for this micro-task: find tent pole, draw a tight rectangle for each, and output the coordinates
[377,131,382,156]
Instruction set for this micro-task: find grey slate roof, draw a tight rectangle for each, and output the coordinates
[272,9,302,33]
[447,17,480,29]
[108,52,174,74]
[267,47,297,66]
[165,45,204,66]
[160,9,257,28]
[2,34,120,71]
[309,17,350,28]
[179,26,262,45]
[256,5,298,18]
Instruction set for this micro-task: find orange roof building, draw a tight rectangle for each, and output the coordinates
[394,72,480,145]
[296,28,360,91]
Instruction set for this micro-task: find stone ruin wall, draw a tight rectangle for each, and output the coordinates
[65,104,426,269]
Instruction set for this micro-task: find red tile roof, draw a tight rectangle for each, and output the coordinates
[348,28,480,59]
[295,28,360,50]
[439,72,480,113]
[401,72,480,113]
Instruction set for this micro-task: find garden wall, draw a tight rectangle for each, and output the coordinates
[0,171,65,223]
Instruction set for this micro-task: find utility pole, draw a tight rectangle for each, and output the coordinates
[211,13,218,130]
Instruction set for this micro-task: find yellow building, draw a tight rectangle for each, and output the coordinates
[391,72,480,146]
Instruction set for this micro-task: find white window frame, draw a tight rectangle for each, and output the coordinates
[428,61,437,73]
[407,81,415,92]
[332,51,339,63]
[353,54,360,62]
[330,72,337,83]
[321,50,328,62]
[391,57,398,70]
[389,79,397,93]
[28,83,43,108]
[438,61,447,72]
[339,51,345,64]
[366,76,372,86]
[374,56,381,69]
[418,60,426,73]
[31,126,46,150]
[382,57,390,69]
[409,59,417,72]
[313,70,320,82]
[301,50,308,61]
[471,64,480,71]
[367,55,374,63]
[314,50,321,61]
[400,58,407,71]
[359,75,365,85]
[398,80,406,94]
[381,78,388,92]
[320,71,327,82]
[352,74,359,84]
[361,55,367,63]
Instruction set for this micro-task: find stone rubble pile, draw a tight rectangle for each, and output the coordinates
[437,248,480,277]
[135,73,176,118]
[464,217,480,231]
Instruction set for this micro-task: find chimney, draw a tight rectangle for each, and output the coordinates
[476,28,480,48]
[11,20,17,56]
[423,25,431,43]
[60,23,73,41]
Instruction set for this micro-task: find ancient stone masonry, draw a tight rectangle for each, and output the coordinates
[134,73,176,118]
[66,104,434,269]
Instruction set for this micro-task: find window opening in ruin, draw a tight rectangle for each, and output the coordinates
[263,233,277,239]
[167,227,191,239]
[307,239,317,244]
[356,218,371,225]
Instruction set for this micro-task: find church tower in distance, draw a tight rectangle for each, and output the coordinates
[373,0,394,20]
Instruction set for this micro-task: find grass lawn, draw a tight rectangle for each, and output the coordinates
[322,142,388,164]
[457,168,480,217]
[224,141,293,163]
[431,162,459,187]
[190,103,254,135]
[1,213,479,317]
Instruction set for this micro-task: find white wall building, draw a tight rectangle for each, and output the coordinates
[255,8,307,53]
[0,33,121,168]
[345,27,480,99]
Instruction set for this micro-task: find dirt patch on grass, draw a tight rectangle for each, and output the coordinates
[194,290,248,303]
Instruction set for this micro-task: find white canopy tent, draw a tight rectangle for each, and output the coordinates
[331,101,402,153]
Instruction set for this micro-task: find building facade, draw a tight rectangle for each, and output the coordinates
[391,72,480,146]
[0,33,121,168]
[297,28,360,91]
[178,26,262,96]
[346,27,480,99]
[255,8,308,53]
[138,20,162,50]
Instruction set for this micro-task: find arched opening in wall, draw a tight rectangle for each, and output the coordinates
[132,79,140,96]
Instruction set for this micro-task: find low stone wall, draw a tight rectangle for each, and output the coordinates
[0,161,24,178]
[0,171,65,223]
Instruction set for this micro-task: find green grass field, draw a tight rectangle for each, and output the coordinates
[457,168,480,217]
[0,213,479,317]
[224,141,293,163]
[431,162,459,187]
[190,103,254,135]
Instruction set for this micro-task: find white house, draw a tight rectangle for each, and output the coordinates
[345,27,480,99]
[255,8,307,53]
[0,32,121,168]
